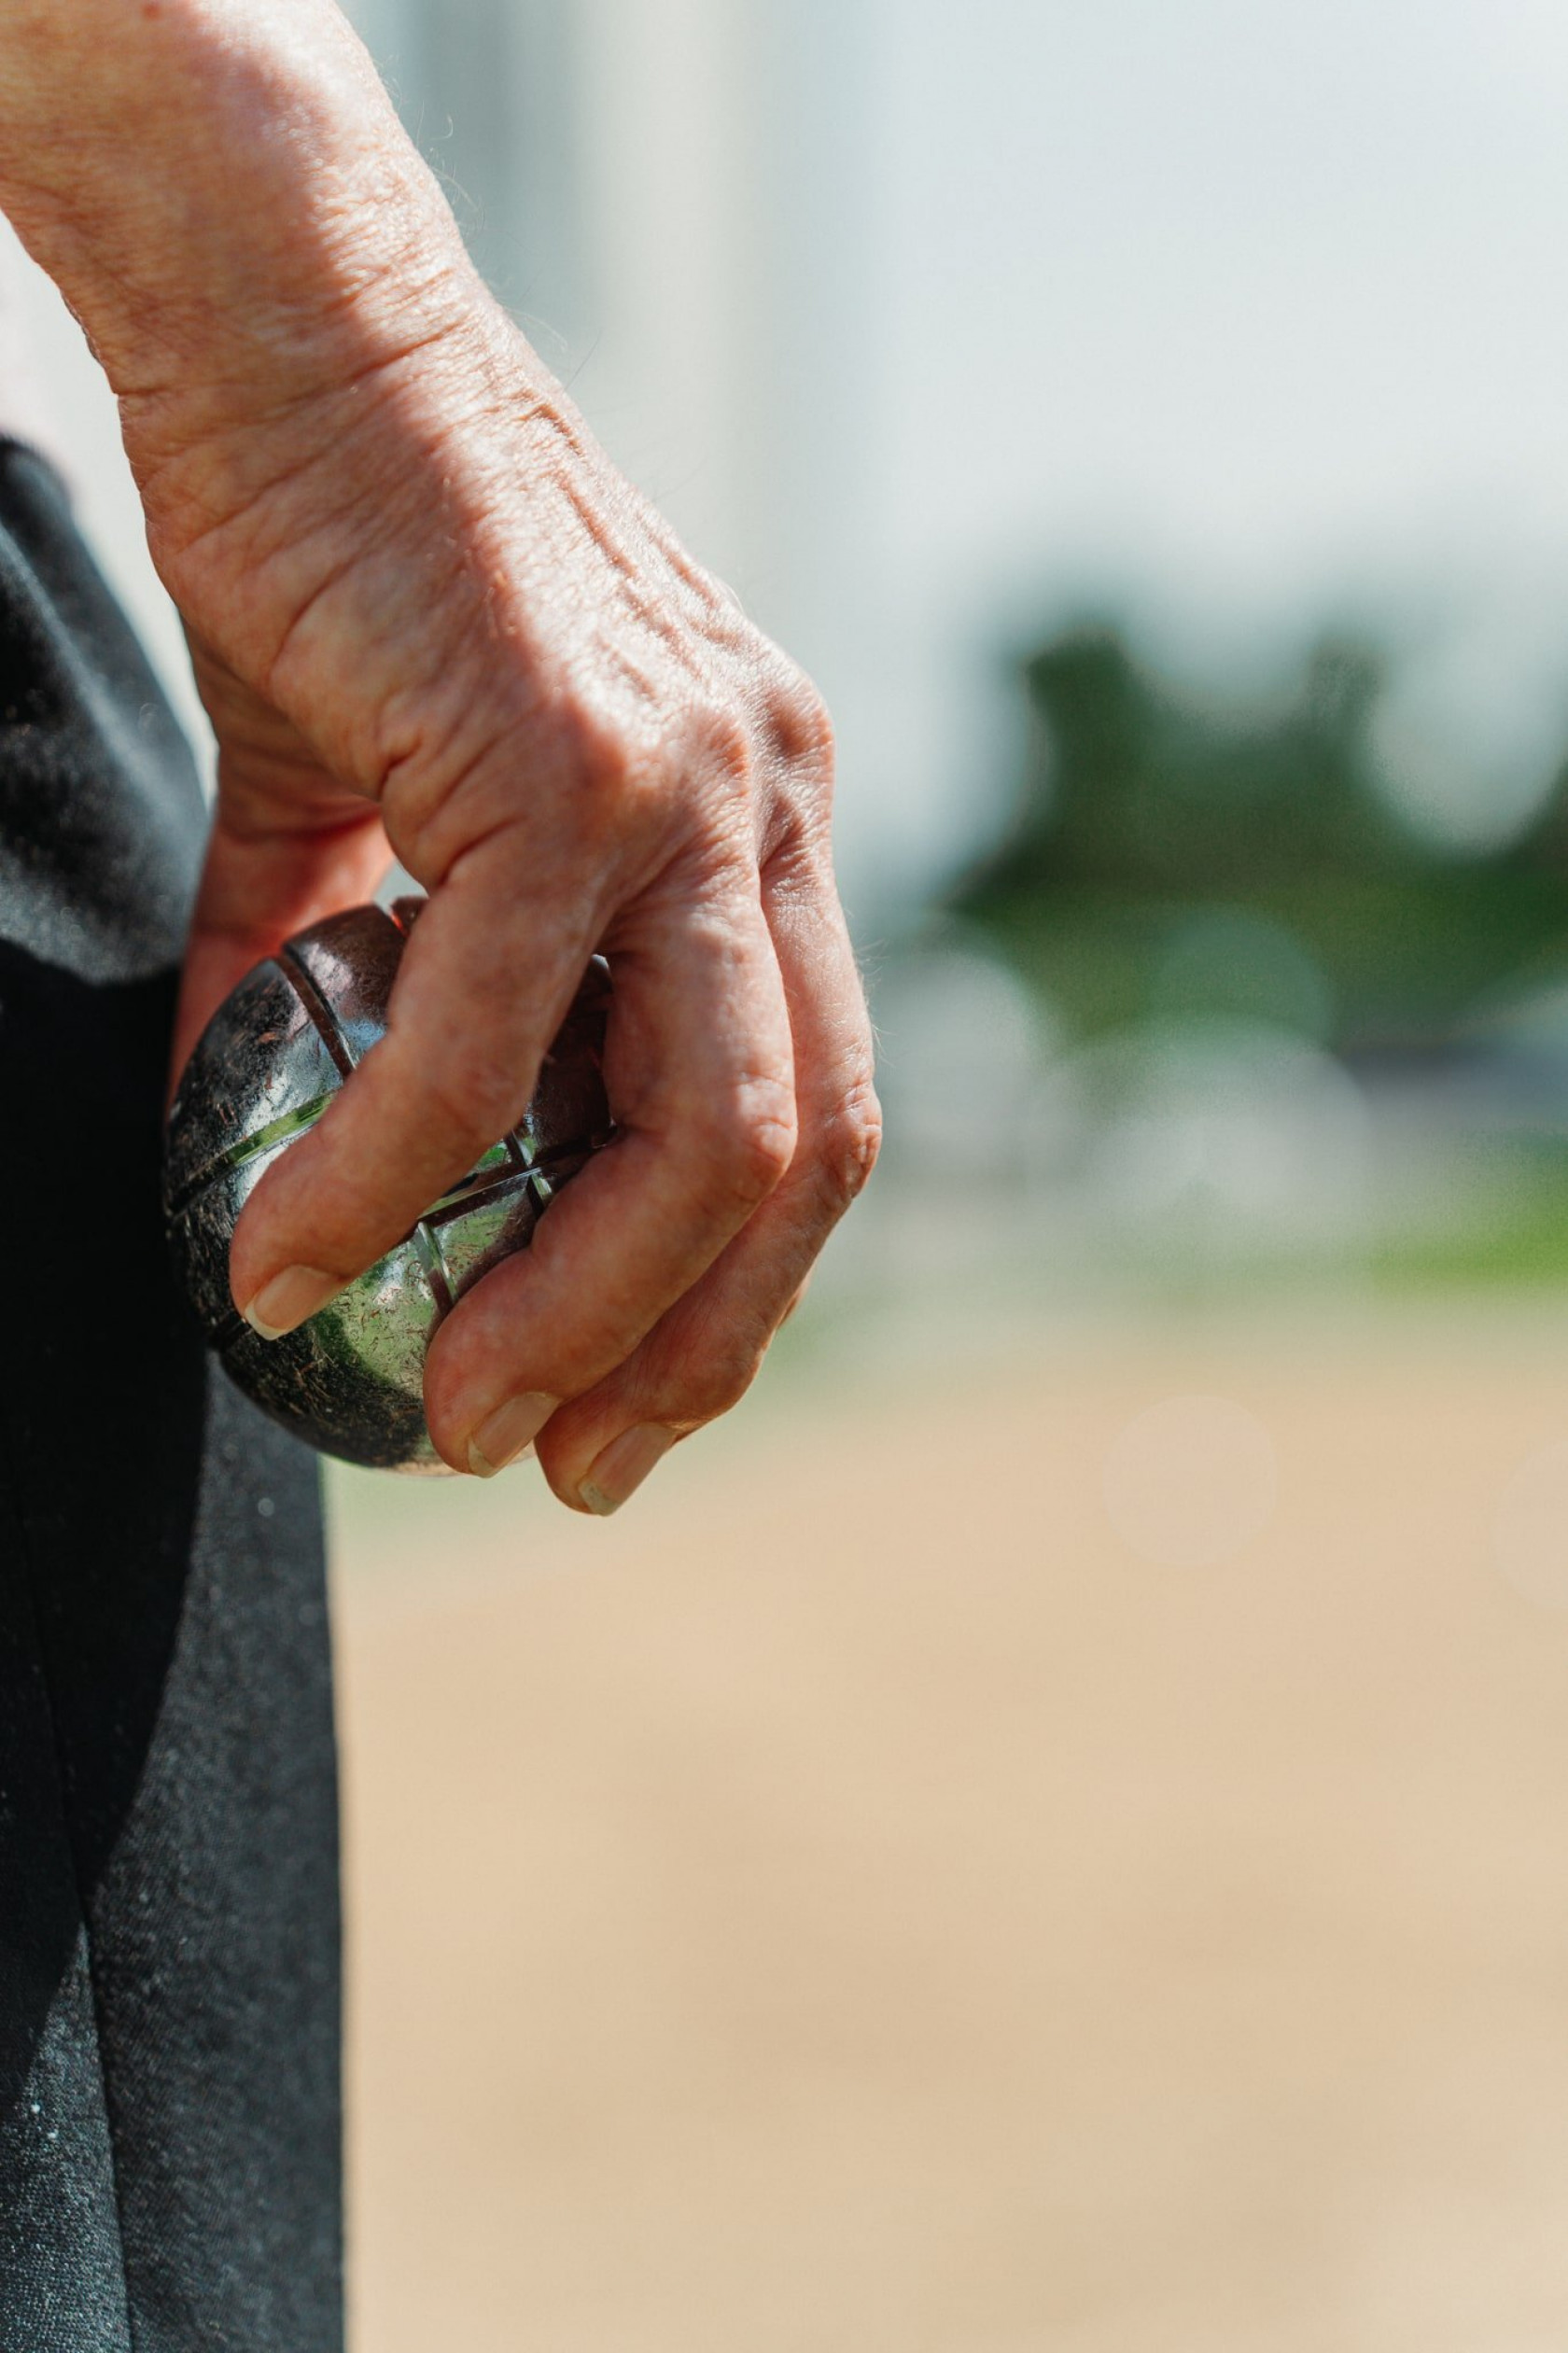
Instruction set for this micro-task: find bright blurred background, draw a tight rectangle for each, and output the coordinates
[18,1,1568,2344]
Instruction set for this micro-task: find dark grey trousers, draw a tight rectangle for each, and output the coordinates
[0,443,343,2347]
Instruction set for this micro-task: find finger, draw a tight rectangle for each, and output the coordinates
[171,795,391,1092]
[171,642,391,1090]
[226,830,603,1334]
[526,875,879,1511]
[420,872,798,1474]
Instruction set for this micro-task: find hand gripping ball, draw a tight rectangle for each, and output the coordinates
[163,897,611,1472]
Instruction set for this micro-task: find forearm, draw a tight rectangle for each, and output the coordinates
[0,1,476,455]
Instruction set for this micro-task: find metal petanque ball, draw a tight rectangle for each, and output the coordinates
[163,896,611,1474]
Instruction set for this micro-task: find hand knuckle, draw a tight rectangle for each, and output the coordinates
[770,665,834,771]
[682,1357,758,1424]
[419,1046,521,1147]
[687,698,754,787]
[693,1084,797,1212]
[553,700,637,816]
[759,783,827,875]
[814,1074,883,1213]
[656,1329,767,1427]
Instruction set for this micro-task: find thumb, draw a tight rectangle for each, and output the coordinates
[171,791,393,1100]
[171,631,396,1089]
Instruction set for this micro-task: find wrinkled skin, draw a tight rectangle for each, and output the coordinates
[0,0,880,1508]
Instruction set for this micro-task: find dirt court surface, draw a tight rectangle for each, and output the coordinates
[330,1306,1568,2351]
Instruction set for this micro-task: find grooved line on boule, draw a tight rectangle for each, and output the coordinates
[411,1220,455,1318]
[165,1089,335,1218]
[278,946,357,1081]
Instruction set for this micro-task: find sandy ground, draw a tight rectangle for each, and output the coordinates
[329,1304,1568,2352]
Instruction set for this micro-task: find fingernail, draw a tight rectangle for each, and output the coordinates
[579,1423,677,1517]
[468,1392,559,1478]
[242,1266,343,1341]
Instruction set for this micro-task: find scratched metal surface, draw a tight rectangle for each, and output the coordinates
[164,900,610,1471]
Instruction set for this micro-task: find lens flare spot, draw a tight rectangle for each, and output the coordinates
[1102,1393,1278,1570]
[1492,1440,1568,1611]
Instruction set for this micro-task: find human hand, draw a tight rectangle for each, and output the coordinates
[7,1,879,1507]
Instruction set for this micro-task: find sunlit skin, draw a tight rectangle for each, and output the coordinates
[0,0,880,1507]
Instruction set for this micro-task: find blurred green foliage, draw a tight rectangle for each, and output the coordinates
[951,624,1568,1050]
